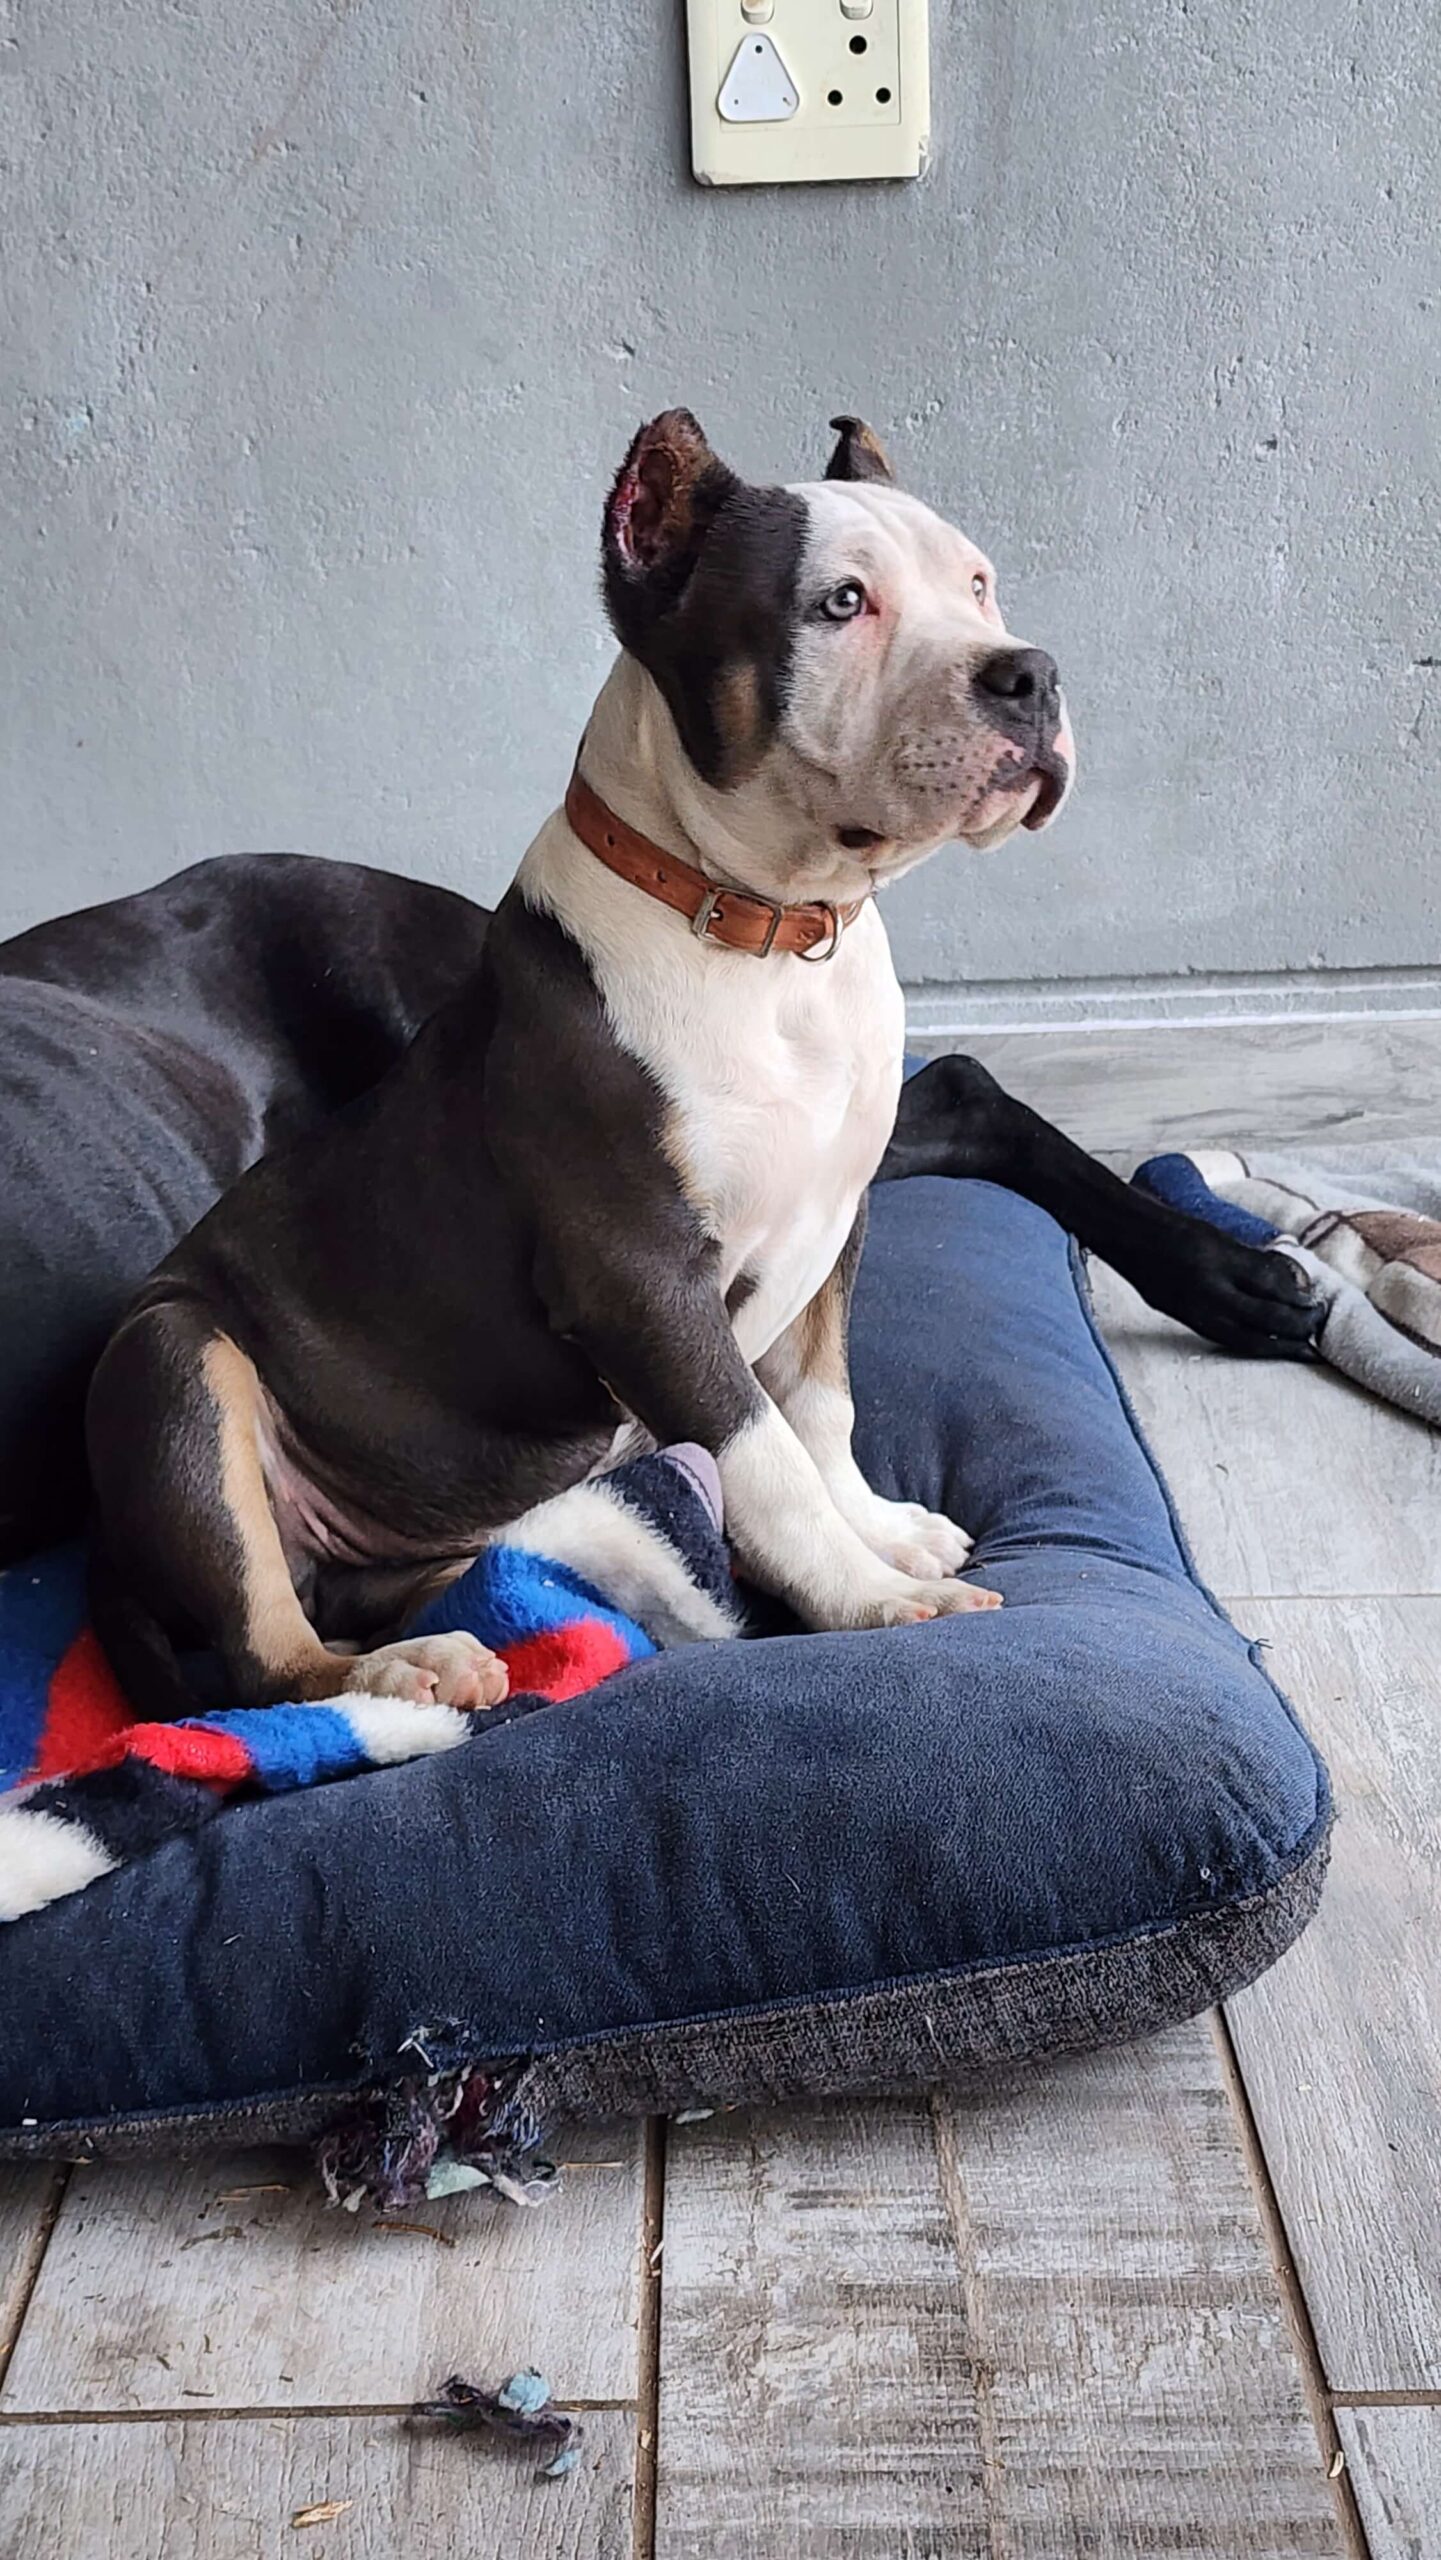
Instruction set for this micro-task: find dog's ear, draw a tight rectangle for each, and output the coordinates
[601,412,807,791]
[603,411,738,599]
[824,414,896,485]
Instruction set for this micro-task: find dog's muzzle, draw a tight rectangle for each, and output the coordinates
[973,646,1071,831]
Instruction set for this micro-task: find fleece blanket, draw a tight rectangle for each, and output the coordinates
[1135,1143,1441,1427]
[0,1447,741,1926]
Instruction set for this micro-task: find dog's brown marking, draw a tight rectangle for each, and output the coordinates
[755,1204,866,1404]
[200,1339,507,1708]
[200,1334,346,1699]
[86,1296,356,1713]
[792,1260,851,1391]
[87,1301,508,1715]
[758,1266,848,1408]
[659,1099,711,1221]
[713,659,770,779]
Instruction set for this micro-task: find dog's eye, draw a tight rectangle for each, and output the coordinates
[971,571,989,605]
[819,579,868,622]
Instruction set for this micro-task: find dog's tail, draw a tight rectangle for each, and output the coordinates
[87,1546,207,1724]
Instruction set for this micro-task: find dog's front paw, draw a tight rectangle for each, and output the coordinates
[870,1575,1001,1625]
[343,1632,509,1709]
[854,1496,973,1579]
[827,1570,1000,1629]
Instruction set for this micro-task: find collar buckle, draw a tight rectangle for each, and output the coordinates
[692,884,784,957]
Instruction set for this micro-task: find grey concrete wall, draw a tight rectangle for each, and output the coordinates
[2,0,1437,1003]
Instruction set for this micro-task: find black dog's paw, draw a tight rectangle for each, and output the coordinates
[1142,1229,1322,1360]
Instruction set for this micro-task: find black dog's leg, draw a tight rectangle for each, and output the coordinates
[878,1055,1318,1359]
[87,1301,509,1714]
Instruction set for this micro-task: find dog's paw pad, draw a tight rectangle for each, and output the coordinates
[881,1579,1001,1624]
[344,1633,509,1710]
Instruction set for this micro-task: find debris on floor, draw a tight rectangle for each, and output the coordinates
[410,2369,582,2479]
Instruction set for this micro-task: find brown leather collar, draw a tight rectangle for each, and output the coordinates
[563,765,867,961]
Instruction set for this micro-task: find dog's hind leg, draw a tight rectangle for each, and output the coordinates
[86,1304,506,1714]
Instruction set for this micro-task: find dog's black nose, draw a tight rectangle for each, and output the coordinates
[974,646,1060,706]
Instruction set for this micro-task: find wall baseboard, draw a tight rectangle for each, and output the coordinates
[904,967,1441,1040]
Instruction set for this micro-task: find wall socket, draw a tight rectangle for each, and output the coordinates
[687,0,929,187]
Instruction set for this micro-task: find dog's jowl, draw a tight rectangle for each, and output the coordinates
[86,409,1079,1712]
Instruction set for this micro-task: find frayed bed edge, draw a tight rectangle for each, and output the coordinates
[315,2042,555,2214]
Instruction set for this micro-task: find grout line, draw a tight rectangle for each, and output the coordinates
[0,2397,638,2428]
[632,2116,666,2560]
[0,2165,71,2398]
[929,2090,1006,2559]
[1333,2392,1441,2410]
[1217,1594,1441,1606]
[1211,2009,1373,2559]
[906,1002,1441,1040]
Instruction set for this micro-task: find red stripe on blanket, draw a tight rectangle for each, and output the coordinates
[128,1725,254,1784]
[502,1620,632,1702]
[33,1629,133,1780]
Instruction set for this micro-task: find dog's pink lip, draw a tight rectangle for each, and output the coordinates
[1021,761,1068,829]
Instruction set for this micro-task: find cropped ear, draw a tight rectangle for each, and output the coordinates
[603,411,738,608]
[600,411,807,791]
[824,414,896,485]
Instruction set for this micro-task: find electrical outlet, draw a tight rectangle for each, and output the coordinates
[688,0,929,186]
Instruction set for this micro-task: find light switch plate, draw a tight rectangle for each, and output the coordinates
[688,0,929,186]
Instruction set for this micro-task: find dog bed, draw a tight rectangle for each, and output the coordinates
[0,1176,1330,2160]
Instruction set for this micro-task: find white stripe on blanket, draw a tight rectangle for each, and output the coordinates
[339,1699,475,1763]
[0,1802,116,1922]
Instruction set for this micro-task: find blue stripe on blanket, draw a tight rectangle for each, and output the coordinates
[409,1545,652,1656]
[0,1540,90,1787]
[182,1704,376,1792]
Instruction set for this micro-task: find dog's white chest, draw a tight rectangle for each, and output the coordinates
[649,916,904,1362]
[520,813,906,1365]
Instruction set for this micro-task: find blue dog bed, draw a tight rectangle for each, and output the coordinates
[0,1177,1329,2155]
